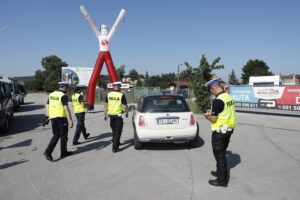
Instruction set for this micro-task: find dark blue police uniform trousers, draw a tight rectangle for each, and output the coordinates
[212,130,233,183]
[109,115,123,150]
[46,117,68,155]
[73,112,88,143]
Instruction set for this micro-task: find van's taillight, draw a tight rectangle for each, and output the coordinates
[190,114,195,125]
[138,115,145,127]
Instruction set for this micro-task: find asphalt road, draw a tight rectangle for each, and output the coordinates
[0,93,300,200]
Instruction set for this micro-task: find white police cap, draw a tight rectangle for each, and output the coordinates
[204,78,221,88]
[58,82,69,87]
[112,81,122,86]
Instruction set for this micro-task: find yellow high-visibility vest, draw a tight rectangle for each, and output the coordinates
[72,93,87,114]
[107,91,124,115]
[211,93,237,131]
[48,91,67,119]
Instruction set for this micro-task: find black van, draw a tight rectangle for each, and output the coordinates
[0,76,14,132]
[8,78,22,111]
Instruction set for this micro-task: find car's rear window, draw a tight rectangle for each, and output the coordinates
[141,96,190,113]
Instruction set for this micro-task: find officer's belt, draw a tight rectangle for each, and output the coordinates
[109,113,123,117]
[215,128,233,133]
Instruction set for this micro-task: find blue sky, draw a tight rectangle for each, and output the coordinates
[1,0,299,81]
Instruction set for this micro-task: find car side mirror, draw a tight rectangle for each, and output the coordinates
[128,105,136,111]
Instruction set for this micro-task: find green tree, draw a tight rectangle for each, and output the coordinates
[26,55,67,92]
[136,79,144,87]
[160,73,176,89]
[116,65,126,80]
[42,55,68,92]
[128,69,139,81]
[190,55,224,113]
[241,59,273,84]
[180,62,193,82]
[27,70,44,91]
[148,75,161,87]
[98,75,110,88]
[144,71,149,87]
[228,69,239,85]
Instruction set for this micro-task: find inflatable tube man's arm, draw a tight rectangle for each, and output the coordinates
[108,9,126,40]
[80,5,101,38]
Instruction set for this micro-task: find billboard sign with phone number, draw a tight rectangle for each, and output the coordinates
[230,86,300,112]
[61,67,93,86]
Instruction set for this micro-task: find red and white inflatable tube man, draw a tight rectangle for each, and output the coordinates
[80,5,126,108]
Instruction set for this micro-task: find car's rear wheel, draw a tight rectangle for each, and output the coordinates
[134,137,143,150]
[188,123,199,147]
[134,131,143,150]
[0,116,9,133]
[189,135,199,147]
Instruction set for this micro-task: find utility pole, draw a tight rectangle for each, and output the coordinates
[177,63,184,91]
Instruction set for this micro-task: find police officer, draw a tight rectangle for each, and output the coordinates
[204,78,237,187]
[104,82,128,153]
[219,80,229,93]
[72,86,90,145]
[44,82,73,161]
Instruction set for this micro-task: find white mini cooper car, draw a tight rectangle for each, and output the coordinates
[132,94,199,149]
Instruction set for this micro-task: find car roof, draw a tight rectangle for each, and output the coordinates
[143,93,184,98]
[0,76,11,84]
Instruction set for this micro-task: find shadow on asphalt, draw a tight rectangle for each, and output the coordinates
[141,136,205,151]
[227,150,241,182]
[80,132,112,144]
[1,139,32,150]
[23,102,35,105]
[119,138,134,151]
[74,140,111,155]
[227,150,241,169]
[0,159,29,170]
[73,132,113,155]
[1,102,46,137]
[14,104,44,113]
[7,114,45,135]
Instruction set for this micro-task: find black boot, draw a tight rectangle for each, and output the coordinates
[60,151,73,159]
[211,170,217,177]
[73,141,81,145]
[84,133,90,140]
[43,151,53,162]
[208,179,228,187]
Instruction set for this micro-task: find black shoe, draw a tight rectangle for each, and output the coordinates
[60,151,73,159]
[211,170,217,177]
[73,141,81,145]
[43,151,53,162]
[112,148,120,153]
[208,179,228,187]
[84,133,90,140]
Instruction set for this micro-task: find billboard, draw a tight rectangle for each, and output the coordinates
[61,67,93,86]
[230,85,300,112]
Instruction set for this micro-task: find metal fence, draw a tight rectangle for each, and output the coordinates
[95,87,194,104]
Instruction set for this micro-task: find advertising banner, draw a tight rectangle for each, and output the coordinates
[61,67,93,86]
[230,85,300,112]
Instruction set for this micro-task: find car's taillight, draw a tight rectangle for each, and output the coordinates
[190,114,195,125]
[138,115,145,127]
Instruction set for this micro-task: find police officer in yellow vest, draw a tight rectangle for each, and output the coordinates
[72,86,90,145]
[44,82,74,161]
[204,78,237,187]
[104,82,128,153]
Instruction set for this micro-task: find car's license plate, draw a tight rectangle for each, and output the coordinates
[157,118,179,125]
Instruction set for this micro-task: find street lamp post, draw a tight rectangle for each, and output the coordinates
[177,63,184,91]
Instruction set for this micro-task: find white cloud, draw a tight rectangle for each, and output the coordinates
[0,26,7,32]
